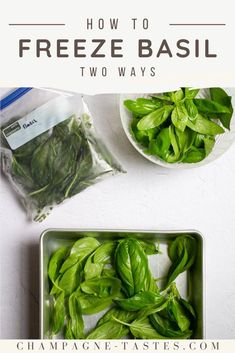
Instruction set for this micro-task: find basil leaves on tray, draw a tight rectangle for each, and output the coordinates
[47,234,197,339]
[124,87,233,164]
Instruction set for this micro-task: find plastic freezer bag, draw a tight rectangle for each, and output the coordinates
[0,88,124,221]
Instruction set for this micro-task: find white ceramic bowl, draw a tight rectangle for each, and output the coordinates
[120,88,235,169]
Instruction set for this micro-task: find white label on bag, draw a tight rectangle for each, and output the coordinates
[2,96,75,150]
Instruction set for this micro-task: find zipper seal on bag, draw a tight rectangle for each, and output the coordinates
[0,87,32,111]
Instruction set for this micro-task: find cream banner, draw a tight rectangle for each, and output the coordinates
[0,0,234,92]
[0,340,234,353]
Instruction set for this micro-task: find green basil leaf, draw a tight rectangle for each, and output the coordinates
[171,103,188,132]
[115,291,164,311]
[78,294,113,315]
[64,320,75,339]
[58,262,83,296]
[60,237,100,274]
[48,246,69,286]
[167,298,191,332]
[184,99,198,121]
[151,94,174,102]
[180,298,196,319]
[203,135,215,156]
[68,292,84,338]
[173,88,185,102]
[97,307,137,327]
[50,292,65,336]
[186,114,224,135]
[84,241,115,280]
[124,99,160,115]
[210,88,233,129]
[57,238,100,295]
[194,98,231,114]
[93,242,116,263]
[175,128,191,154]
[166,235,197,286]
[149,313,192,338]
[85,263,103,280]
[115,238,153,297]
[182,148,205,163]
[138,240,160,255]
[102,267,116,278]
[168,125,180,157]
[148,129,169,157]
[80,277,121,298]
[137,106,173,130]
[129,317,169,339]
[130,118,152,147]
[184,88,200,99]
[86,321,129,339]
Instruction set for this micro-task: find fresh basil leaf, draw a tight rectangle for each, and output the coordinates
[210,88,233,129]
[115,291,164,311]
[186,114,224,135]
[102,267,116,278]
[78,294,113,315]
[175,128,190,153]
[50,276,62,296]
[166,235,197,286]
[184,99,198,121]
[148,128,171,161]
[129,317,168,339]
[149,313,192,338]
[137,297,169,319]
[194,98,231,114]
[64,320,75,339]
[203,135,215,156]
[171,103,189,132]
[137,106,173,130]
[86,321,129,339]
[115,238,153,297]
[60,237,100,273]
[167,298,191,332]
[182,148,205,163]
[58,262,83,296]
[180,298,196,319]
[80,277,121,298]
[184,88,200,99]
[48,246,69,287]
[57,238,100,296]
[136,97,163,109]
[85,263,103,280]
[50,291,65,336]
[168,125,180,161]
[124,99,160,115]
[131,117,158,144]
[138,240,160,255]
[151,94,174,102]
[93,242,116,263]
[169,235,197,268]
[97,307,137,327]
[173,88,185,103]
[84,241,115,280]
[68,292,84,338]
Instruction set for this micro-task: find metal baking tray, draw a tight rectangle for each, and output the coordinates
[40,229,204,339]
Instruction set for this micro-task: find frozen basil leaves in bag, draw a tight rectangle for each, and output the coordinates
[0,89,123,221]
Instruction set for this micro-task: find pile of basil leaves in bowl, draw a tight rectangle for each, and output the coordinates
[120,88,235,168]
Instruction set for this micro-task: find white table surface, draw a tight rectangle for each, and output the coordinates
[0,92,235,339]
